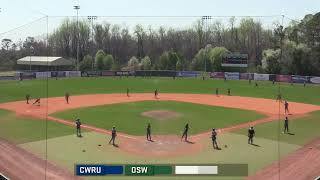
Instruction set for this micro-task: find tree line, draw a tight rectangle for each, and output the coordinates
[0,13,319,75]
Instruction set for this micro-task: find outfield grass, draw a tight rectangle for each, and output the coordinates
[52,101,265,135]
[0,109,79,144]
[0,77,319,104]
[233,110,320,146]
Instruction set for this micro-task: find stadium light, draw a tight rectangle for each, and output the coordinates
[74,5,80,71]
[29,46,34,72]
[201,16,211,72]
[87,16,98,71]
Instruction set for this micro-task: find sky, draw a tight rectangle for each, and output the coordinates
[0,0,319,39]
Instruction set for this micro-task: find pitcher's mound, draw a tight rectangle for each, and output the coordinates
[141,110,182,120]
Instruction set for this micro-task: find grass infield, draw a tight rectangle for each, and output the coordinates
[52,101,266,135]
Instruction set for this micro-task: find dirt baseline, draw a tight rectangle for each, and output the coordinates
[0,93,320,180]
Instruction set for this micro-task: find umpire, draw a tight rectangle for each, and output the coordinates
[109,126,117,146]
[248,126,255,145]
[211,128,219,149]
[283,116,289,133]
[75,118,82,137]
[181,123,189,142]
[146,123,152,141]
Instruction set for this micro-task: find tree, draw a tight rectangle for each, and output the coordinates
[191,45,212,71]
[127,56,140,70]
[159,52,169,70]
[103,54,114,70]
[1,39,12,50]
[95,50,105,70]
[80,55,93,71]
[141,56,152,70]
[261,49,281,74]
[208,47,229,71]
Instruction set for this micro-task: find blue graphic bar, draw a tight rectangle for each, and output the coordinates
[75,164,123,176]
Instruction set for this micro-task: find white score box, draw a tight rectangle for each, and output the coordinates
[175,166,218,175]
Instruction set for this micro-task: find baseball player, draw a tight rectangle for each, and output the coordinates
[26,94,30,104]
[215,88,219,96]
[127,88,130,97]
[248,126,255,145]
[227,88,231,96]
[146,123,152,141]
[276,93,282,102]
[284,100,290,114]
[283,116,289,133]
[181,123,189,142]
[272,80,275,85]
[211,128,219,149]
[33,98,40,106]
[255,82,258,87]
[109,126,117,146]
[154,89,158,99]
[65,92,70,104]
[303,81,306,87]
[75,118,82,137]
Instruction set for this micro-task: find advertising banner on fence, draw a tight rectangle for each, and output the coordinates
[240,73,249,80]
[101,71,115,76]
[210,72,225,79]
[0,76,16,80]
[276,75,292,82]
[269,74,276,81]
[17,72,35,79]
[224,72,240,80]
[176,71,200,77]
[65,71,81,77]
[51,71,66,78]
[292,75,308,83]
[115,71,134,76]
[81,71,101,77]
[254,73,269,81]
[36,72,51,79]
[309,76,320,84]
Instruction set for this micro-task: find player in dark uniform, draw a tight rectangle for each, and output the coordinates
[154,89,158,99]
[227,88,231,96]
[146,123,152,141]
[211,128,219,149]
[283,116,289,134]
[303,81,306,87]
[248,126,255,145]
[255,82,258,87]
[33,98,40,106]
[75,118,82,137]
[127,88,130,97]
[109,126,117,146]
[65,92,70,104]
[249,79,251,84]
[272,80,275,85]
[181,123,189,142]
[215,88,219,96]
[284,100,289,114]
[26,94,30,104]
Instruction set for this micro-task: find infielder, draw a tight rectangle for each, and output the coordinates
[154,89,158,98]
[65,92,70,104]
[211,128,219,149]
[248,126,255,145]
[75,118,82,137]
[284,100,290,114]
[284,116,289,133]
[146,123,152,141]
[109,126,117,146]
[26,94,30,104]
[181,123,189,142]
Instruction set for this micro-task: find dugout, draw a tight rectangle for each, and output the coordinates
[17,56,74,71]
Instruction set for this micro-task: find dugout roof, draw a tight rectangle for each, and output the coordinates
[17,56,74,66]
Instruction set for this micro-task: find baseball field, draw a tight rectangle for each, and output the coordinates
[0,77,320,180]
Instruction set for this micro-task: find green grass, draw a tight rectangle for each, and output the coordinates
[233,110,320,146]
[0,109,79,144]
[0,77,319,104]
[52,101,265,135]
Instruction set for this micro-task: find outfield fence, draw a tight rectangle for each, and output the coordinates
[1,70,319,84]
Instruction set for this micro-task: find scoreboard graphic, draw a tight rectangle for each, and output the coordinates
[75,164,248,176]
[222,53,248,67]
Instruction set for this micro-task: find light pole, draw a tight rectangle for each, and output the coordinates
[202,16,211,72]
[29,46,34,72]
[74,5,80,71]
[87,16,97,70]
